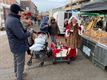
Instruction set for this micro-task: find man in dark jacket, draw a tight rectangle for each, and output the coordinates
[5,4,31,80]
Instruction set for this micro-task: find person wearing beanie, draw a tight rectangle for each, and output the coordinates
[5,4,31,80]
[10,4,23,14]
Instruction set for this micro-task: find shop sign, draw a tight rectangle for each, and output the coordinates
[83,46,91,56]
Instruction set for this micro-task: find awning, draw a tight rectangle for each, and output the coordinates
[64,6,72,10]
[72,4,81,10]
[80,12,99,16]
[81,1,107,12]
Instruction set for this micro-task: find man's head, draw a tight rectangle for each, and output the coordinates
[10,4,23,14]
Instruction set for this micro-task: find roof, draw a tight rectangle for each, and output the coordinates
[81,1,107,12]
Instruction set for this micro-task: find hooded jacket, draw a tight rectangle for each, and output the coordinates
[40,16,49,33]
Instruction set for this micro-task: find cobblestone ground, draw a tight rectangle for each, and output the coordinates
[0,25,107,80]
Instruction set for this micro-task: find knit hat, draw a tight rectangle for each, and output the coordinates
[10,4,23,14]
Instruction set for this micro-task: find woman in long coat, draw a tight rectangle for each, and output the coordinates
[65,17,81,59]
[48,17,59,43]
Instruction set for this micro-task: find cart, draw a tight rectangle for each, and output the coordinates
[50,42,71,64]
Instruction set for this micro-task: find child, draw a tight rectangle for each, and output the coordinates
[29,31,48,66]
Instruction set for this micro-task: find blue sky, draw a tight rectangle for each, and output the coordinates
[32,0,68,12]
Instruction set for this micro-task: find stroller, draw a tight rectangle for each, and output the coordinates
[27,31,49,66]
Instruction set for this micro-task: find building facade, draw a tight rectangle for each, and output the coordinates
[0,0,16,29]
[0,0,38,29]
[16,0,21,4]
[20,0,38,14]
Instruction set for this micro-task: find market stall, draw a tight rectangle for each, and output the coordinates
[80,1,107,70]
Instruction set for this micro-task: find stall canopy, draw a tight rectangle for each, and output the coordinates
[81,1,107,12]
[80,12,99,16]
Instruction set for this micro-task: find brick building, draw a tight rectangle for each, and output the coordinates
[0,0,16,29]
[20,0,38,14]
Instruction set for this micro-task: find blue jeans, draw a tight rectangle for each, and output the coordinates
[13,53,25,80]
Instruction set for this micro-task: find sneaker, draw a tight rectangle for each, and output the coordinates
[14,73,28,80]
[39,62,44,67]
[70,57,76,61]
[23,72,28,80]
[23,72,28,78]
